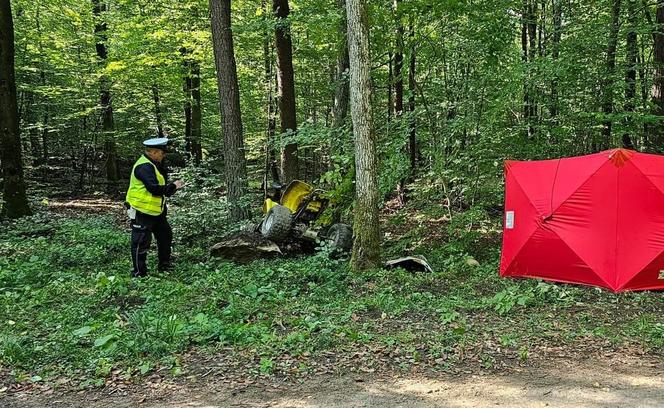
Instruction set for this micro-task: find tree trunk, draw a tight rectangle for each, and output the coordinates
[601,0,621,149]
[550,0,562,120]
[35,5,49,168]
[638,34,648,142]
[152,84,164,138]
[388,51,394,122]
[527,0,537,138]
[623,0,637,149]
[0,0,31,218]
[191,61,203,164]
[651,0,664,150]
[522,0,531,138]
[538,0,545,58]
[393,0,404,117]
[346,0,381,271]
[408,19,416,170]
[41,96,49,166]
[182,49,193,157]
[92,0,118,194]
[209,0,250,221]
[273,0,298,182]
[262,0,276,192]
[332,0,350,129]
[25,91,42,166]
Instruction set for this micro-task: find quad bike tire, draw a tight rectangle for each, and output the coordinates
[261,204,292,242]
[327,223,353,252]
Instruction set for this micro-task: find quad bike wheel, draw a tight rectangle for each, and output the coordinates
[261,205,292,242]
[326,223,353,252]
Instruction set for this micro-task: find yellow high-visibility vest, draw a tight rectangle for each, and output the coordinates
[125,155,165,216]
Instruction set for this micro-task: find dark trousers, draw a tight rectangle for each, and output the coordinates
[130,211,172,277]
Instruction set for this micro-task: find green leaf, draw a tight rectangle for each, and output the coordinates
[139,362,152,375]
[73,326,93,337]
[93,334,115,348]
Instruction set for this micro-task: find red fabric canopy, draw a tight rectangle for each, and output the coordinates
[500,149,664,292]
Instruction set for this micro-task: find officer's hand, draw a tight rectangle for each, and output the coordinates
[174,180,185,190]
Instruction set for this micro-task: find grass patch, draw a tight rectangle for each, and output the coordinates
[1,202,663,387]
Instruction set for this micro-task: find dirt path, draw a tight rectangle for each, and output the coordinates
[3,356,662,408]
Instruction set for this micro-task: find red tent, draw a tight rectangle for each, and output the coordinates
[500,149,664,292]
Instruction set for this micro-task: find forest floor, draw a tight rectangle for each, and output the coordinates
[3,355,663,407]
[1,192,663,406]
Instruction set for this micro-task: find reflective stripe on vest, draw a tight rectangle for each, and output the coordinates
[125,155,166,216]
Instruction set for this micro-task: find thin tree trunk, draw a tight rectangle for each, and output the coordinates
[263,0,277,191]
[527,0,537,137]
[601,0,622,149]
[388,51,394,122]
[41,100,49,166]
[623,0,637,149]
[24,91,41,166]
[273,0,298,182]
[332,0,350,129]
[638,22,649,143]
[182,49,193,157]
[522,0,531,138]
[0,0,31,218]
[92,0,118,194]
[209,0,250,221]
[538,0,545,58]
[191,61,203,164]
[393,0,404,117]
[35,4,49,167]
[651,0,664,150]
[346,0,381,271]
[550,0,562,120]
[152,84,164,138]
[393,0,406,204]
[408,19,416,170]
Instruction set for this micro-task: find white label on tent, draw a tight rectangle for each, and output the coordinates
[659,270,664,280]
[506,211,515,229]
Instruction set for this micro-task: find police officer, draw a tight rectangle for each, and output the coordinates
[125,138,184,277]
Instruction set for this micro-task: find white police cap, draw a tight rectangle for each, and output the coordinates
[143,138,170,149]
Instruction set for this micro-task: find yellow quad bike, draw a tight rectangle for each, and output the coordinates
[259,179,353,252]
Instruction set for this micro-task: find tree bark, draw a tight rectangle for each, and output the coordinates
[152,84,164,138]
[181,48,193,159]
[41,87,49,166]
[526,0,537,138]
[408,19,416,170]
[190,61,203,164]
[550,0,562,120]
[346,0,381,271]
[623,0,637,149]
[601,0,621,148]
[209,0,250,221]
[393,0,404,117]
[0,0,31,218]
[394,0,406,203]
[25,91,42,166]
[273,0,298,182]
[35,4,49,167]
[388,51,394,122]
[92,0,118,194]
[651,0,664,150]
[522,0,531,138]
[262,0,276,192]
[538,0,545,57]
[332,0,350,129]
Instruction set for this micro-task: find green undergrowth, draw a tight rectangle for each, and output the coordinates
[1,204,663,387]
